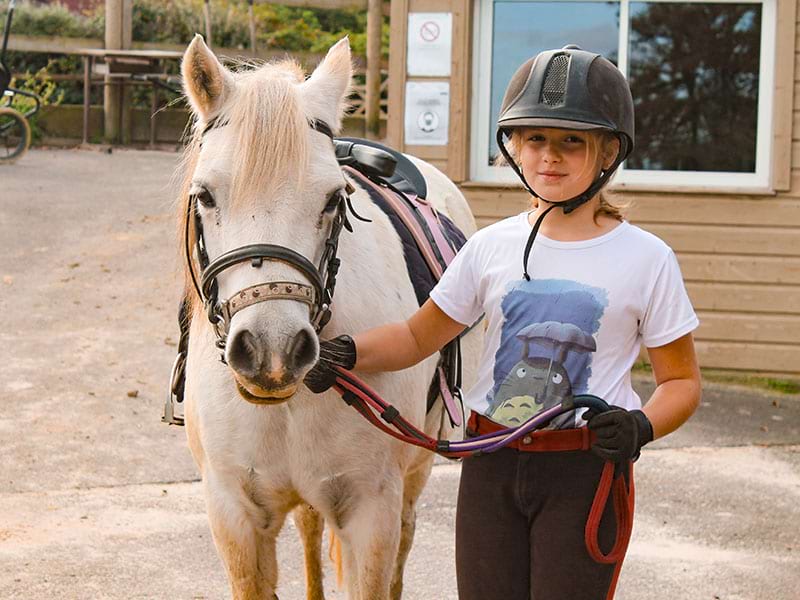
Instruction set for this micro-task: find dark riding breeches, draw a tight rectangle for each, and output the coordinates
[455,447,631,600]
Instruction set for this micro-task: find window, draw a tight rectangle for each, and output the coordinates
[471,0,776,189]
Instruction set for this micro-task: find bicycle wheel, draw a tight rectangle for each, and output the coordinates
[0,106,31,164]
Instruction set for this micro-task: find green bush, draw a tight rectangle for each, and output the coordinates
[8,63,65,142]
[0,0,387,57]
[0,1,102,38]
[127,0,389,59]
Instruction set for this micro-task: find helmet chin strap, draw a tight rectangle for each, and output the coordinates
[495,129,628,281]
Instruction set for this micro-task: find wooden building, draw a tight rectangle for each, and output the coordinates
[384,0,800,378]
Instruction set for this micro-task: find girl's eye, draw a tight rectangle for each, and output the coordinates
[191,187,216,208]
[528,135,545,142]
[563,136,585,144]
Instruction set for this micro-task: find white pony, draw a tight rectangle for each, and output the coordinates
[178,34,481,600]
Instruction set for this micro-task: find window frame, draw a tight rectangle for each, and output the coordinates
[470,0,777,191]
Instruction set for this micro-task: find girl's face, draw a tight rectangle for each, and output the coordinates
[517,128,617,203]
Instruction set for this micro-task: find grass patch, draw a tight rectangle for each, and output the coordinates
[631,362,800,395]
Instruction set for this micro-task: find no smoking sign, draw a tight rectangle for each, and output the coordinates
[407,12,452,77]
[419,21,440,42]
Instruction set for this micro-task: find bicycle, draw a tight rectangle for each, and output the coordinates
[1,0,41,164]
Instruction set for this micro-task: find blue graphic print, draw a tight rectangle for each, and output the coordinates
[486,279,608,428]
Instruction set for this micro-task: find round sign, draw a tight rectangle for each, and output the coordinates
[420,21,440,43]
[418,111,439,133]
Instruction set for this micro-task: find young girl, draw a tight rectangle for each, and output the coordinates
[306,46,702,600]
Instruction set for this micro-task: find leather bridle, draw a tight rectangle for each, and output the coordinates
[184,118,354,353]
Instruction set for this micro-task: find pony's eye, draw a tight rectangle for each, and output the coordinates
[191,187,216,208]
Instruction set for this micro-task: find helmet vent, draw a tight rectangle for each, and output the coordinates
[541,54,569,106]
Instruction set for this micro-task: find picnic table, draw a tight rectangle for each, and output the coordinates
[76,48,183,145]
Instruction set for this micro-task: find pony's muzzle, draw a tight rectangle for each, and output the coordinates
[226,326,318,401]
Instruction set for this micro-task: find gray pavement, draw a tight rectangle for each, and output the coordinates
[1,149,799,600]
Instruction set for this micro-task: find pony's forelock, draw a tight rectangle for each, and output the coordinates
[221,60,310,203]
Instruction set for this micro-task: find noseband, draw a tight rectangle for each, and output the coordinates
[184,118,352,354]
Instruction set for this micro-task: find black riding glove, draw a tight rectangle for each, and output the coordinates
[303,334,357,394]
[582,407,654,463]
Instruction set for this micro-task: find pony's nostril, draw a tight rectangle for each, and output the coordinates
[287,328,316,370]
[227,329,264,377]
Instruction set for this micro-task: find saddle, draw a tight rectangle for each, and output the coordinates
[336,137,428,200]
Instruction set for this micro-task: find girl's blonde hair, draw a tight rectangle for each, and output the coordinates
[501,128,628,222]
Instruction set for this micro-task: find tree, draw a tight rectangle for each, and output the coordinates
[627,3,761,172]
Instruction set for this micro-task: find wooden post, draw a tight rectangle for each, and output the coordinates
[365,0,382,139]
[103,0,122,144]
[248,0,257,52]
[204,0,213,46]
[448,0,473,182]
[82,55,91,145]
[150,75,159,147]
[386,0,409,148]
[120,0,133,144]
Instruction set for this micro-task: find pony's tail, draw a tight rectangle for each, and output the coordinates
[328,529,344,588]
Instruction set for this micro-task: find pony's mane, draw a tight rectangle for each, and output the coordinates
[176,58,311,308]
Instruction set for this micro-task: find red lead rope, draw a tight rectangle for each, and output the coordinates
[585,461,635,564]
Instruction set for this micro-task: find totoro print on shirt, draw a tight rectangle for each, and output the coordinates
[486,279,607,429]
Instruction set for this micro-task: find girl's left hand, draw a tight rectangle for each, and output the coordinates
[582,407,654,462]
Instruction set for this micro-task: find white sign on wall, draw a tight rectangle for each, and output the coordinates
[404,81,449,146]
[407,12,452,77]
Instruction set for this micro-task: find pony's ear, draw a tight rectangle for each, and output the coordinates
[182,34,233,120]
[301,37,353,133]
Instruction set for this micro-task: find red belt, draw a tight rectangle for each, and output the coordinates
[467,411,635,582]
[467,412,596,451]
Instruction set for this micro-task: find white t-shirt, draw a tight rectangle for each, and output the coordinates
[430,212,699,429]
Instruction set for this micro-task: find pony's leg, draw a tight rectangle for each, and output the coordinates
[342,543,361,599]
[390,459,434,600]
[339,488,403,600]
[293,503,326,600]
[204,471,285,600]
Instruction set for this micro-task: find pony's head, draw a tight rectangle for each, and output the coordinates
[180,35,353,404]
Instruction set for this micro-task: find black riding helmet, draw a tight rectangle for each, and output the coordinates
[496,45,635,280]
